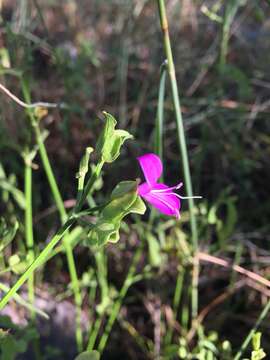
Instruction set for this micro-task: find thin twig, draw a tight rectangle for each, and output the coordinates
[198,252,270,288]
[0,83,67,109]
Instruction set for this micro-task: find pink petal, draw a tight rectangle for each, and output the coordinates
[137,153,163,186]
[138,182,151,196]
[141,183,181,218]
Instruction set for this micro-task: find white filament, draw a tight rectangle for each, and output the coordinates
[151,182,183,193]
[151,186,202,200]
[172,194,202,200]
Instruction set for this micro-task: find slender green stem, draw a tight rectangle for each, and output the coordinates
[155,61,167,164]
[25,159,42,360]
[0,154,104,310]
[95,249,109,307]
[173,267,185,317]
[21,79,83,351]
[0,282,48,319]
[219,0,240,72]
[87,315,103,351]
[35,127,83,350]
[165,267,185,345]
[87,249,109,351]
[24,152,35,315]
[156,0,199,318]
[156,0,198,248]
[97,245,143,354]
[35,126,67,222]
[233,299,270,360]
[20,79,66,221]
[74,160,104,213]
[0,218,74,310]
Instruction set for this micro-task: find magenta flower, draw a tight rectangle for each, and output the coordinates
[137,153,201,219]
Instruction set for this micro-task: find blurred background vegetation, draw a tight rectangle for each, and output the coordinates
[0,0,270,359]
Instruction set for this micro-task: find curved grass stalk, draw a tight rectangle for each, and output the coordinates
[156,0,199,319]
[219,0,242,72]
[24,151,35,316]
[154,61,167,166]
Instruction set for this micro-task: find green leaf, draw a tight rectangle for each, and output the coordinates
[96,112,133,163]
[74,350,100,360]
[251,349,266,360]
[127,196,146,215]
[110,180,137,199]
[251,332,266,360]
[0,319,38,360]
[8,254,28,275]
[0,218,19,252]
[76,147,94,192]
[102,182,138,220]
[88,221,119,246]
[253,332,262,351]
[146,232,162,267]
[207,190,237,248]
[77,147,94,180]
[88,181,146,246]
[0,179,25,209]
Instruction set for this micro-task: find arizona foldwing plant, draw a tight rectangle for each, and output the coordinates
[0,1,269,359]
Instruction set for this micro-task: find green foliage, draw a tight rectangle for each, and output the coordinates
[96,112,133,163]
[0,178,25,210]
[0,218,18,253]
[146,231,163,267]
[164,328,233,360]
[88,181,146,246]
[77,147,94,181]
[7,253,28,275]
[74,351,100,360]
[251,332,266,360]
[208,188,238,248]
[77,147,94,194]
[0,316,38,360]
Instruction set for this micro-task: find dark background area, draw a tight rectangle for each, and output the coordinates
[0,1,270,359]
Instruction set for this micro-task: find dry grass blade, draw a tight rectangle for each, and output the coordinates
[198,252,270,289]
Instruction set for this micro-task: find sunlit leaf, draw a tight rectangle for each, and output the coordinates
[88,181,146,246]
[0,218,19,252]
[8,254,28,275]
[146,232,162,267]
[96,112,133,163]
[74,350,100,360]
[0,179,25,209]
[0,317,38,360]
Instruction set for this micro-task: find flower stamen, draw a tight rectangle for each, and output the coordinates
[151,182,183,193]
[159,192,202,200]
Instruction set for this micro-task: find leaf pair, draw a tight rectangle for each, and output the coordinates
[88,181,146,246]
